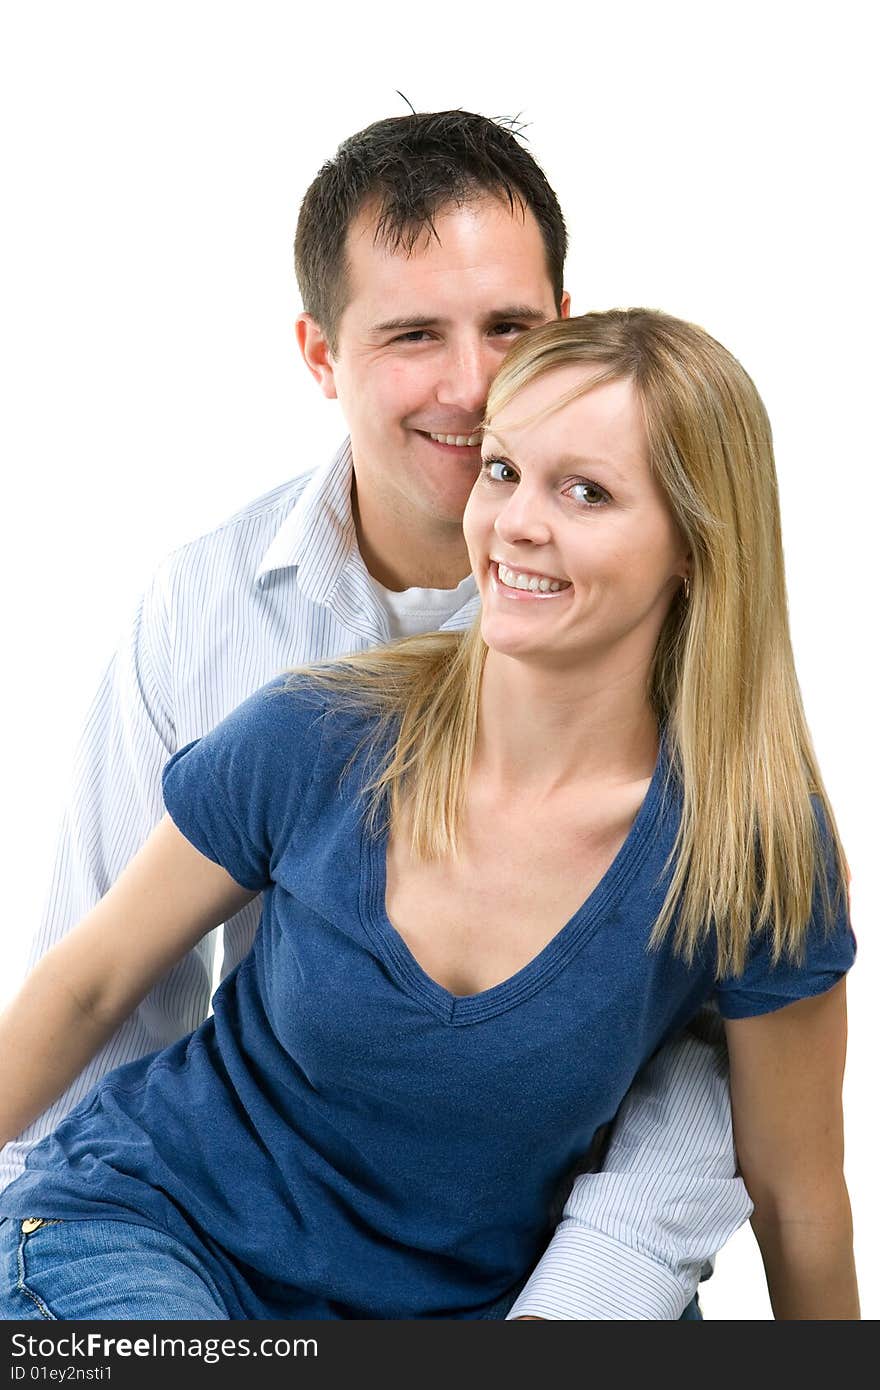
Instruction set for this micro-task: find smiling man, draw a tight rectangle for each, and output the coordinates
[0,110,751,1319]
[298,193,566,591]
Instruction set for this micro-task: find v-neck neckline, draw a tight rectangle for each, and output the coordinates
[357,740,670,1026]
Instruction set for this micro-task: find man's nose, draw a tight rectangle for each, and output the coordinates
[435,342,493,416]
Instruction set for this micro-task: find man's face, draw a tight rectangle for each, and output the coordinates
[299,197,568,539]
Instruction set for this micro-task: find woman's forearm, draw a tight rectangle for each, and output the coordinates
[0,940,128,1146]
[751,1184,859,1319]
[1,817,256,1149]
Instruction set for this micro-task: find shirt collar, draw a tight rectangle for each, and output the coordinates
[254,438,356,605]
[254,436,482,640]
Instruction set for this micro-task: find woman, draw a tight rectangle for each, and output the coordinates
[0,310,858,1319]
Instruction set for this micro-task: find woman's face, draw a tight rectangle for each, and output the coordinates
[463,365,690,672]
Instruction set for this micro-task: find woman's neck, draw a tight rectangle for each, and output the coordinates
[474,648,660,800]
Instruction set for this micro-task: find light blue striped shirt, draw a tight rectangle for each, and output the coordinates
[0,439,752,1317]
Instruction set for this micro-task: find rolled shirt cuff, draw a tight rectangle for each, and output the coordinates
[506,1224,693,1320]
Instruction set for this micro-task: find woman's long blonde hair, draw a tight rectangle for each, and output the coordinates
[290,309,847,978]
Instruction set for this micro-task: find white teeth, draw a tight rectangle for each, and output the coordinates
[497,563,569,593]
[429,432,481,447]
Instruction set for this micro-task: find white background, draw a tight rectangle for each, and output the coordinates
[1,0,876,1320]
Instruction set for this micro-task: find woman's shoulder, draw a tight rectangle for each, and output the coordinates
[160,672,385,890]
[220,671,384,748]
[164,671,384,807]
[712,792,855,1018]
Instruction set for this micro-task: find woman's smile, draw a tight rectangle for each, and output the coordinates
[489,559,573,599]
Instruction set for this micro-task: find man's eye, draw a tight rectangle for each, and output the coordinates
[482,458,518,483]
[567,481,609,507]
[490,322,527,337]
[392,331,431,343]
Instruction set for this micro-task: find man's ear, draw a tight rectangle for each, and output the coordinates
[559,290,572,320]
[296,314,338,400]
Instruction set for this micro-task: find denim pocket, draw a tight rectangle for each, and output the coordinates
[16,1220,67,1320]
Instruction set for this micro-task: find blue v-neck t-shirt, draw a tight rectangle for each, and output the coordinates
[0,677,856,1318]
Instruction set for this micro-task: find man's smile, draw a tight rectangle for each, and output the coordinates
[414,429,483,455]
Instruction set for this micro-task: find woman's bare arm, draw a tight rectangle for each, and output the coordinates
[724,978,859,1319]
[0,814,256,1146]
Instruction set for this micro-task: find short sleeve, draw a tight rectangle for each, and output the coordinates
[161,676,324,891]
[715,800,856,1020]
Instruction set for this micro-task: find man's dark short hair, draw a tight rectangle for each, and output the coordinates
[294,110,568,353]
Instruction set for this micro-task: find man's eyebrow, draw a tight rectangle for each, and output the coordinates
[489,305,550,323]
[370,306,550,334]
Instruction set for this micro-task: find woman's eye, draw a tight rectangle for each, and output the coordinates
[567,481,609,507]
[482,458,518,484]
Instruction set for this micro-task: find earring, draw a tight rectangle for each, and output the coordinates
[683,577,691,602]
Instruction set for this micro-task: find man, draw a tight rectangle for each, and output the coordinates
[0,111,751,1318]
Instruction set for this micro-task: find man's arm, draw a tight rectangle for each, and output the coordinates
[508,1004,753,1319]
[0,564,215,1189]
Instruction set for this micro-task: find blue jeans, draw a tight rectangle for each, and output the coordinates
[0,1216,701,1320]
[0,1215,230,1320]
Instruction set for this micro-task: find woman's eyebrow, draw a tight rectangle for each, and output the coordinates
[554,451,622,477]
[480,436,621,477]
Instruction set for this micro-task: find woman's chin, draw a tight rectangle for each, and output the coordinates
[480,619,550,662]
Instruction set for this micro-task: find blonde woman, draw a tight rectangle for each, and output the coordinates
[0,311,857,1320]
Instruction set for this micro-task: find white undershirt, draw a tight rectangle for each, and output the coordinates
[367,573,478,640]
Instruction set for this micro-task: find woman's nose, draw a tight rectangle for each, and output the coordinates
[493,487,553,547]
